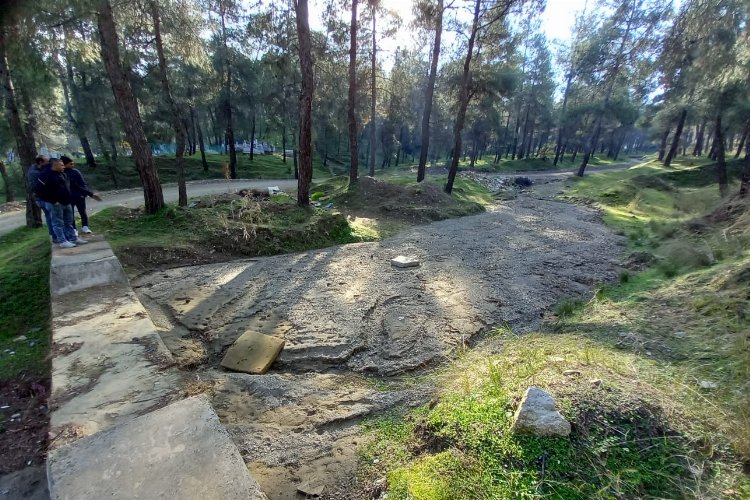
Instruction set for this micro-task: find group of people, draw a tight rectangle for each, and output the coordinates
[27,155,102,249]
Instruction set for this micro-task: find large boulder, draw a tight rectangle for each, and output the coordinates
[511,387,571,437]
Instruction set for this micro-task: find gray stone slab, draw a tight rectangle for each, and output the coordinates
[390,255,420,268]
[50,237,127,297]
[47,396,266,500]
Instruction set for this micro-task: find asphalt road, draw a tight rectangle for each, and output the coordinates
[0,179,299,237]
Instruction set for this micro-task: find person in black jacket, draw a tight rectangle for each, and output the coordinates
[26,155,54,240]
[35,159,88,248]
[61,156,101,234]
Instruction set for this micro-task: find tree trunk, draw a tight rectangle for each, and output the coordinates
[94,120,119,188]
[97,0,164,213]
[693,121,705,156]
[0,161,13,202]
[295,0,313,205]
[739,147,749,198]
[189,106,197,155]
[417,0,443,182]
[445,0,480,194]
[578,3,636,177]
[0,27,41,226]
[554,72,573,166]
[249,113,256,162]
[713,113,728,197]
[664,108,686,167]
[219,6,237,178]
[658,128,670,161]
[196,116,208,171]
[734,121,748,159]
[62,26,97,168]
[368,9,377,177]
[151,0,186,206]
[347,0,359,184]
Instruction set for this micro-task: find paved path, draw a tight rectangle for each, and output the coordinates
[0,179,298,237]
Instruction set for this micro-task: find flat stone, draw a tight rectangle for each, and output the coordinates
[297,482,325,497]
[590,379,603,387]
[221,330,285,374]
[511,387,571,437]
[563,370,581,376]
[698,380,718,389]
[47,396,265,500]
[390,255,420,268]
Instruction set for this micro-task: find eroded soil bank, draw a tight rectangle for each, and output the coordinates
[132,196,624,499]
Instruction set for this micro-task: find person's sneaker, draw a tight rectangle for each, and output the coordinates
[59,241,76,249]
[74,238,89,244]
[82,226,93,234]
[74,229,78,237]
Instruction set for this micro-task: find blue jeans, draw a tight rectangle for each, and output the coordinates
[46,202,77,243]
[35,200,54,238]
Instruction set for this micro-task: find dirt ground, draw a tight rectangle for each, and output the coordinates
[130,189,624,499]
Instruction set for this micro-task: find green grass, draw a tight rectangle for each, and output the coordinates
[92,192,362,273]
[0,228,51,381]
[360,156,750,499]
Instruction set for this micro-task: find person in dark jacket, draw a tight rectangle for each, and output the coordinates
[36,158,88,248]
[26,155,54,240]
[61,156,101,234]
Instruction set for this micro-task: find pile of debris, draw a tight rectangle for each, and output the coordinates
[458,171,533,192]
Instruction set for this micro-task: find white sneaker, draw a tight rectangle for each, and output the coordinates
[74,238,89,244]
[74,229,78,237]
[59,241,76,249]
[82,226,93,234]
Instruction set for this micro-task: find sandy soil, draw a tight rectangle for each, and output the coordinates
[131,194,625,498]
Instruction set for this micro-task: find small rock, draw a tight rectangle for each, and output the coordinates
[372,458,380,464]
[188,202,197,208]
[547,356,565,363]
[563,370,581,376]
[698,380,718,390]
[391,256,420,268]
[14,335,27,342]
[590,379,603,387]
[673,331,686,338]
[296,482,324,497]
[11,413,20,419]
[511,387,571,437]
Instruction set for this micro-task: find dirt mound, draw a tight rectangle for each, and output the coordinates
[705,196,749,225]
[336,176,482,223]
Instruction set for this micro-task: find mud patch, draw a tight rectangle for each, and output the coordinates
[0,378,49,474]
[133,197,625,498]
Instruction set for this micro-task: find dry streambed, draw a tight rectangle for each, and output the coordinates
[132,197,624,499]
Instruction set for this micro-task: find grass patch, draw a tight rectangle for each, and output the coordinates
[0,228,51,381]
[362,332,750,499]
[360,156,750,499]
[92,190,361,274]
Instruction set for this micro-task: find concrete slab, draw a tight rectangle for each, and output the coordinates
[50,236,127,297]
[49,282,180,445]
[47,396,266,500]
[221,330,285,374]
